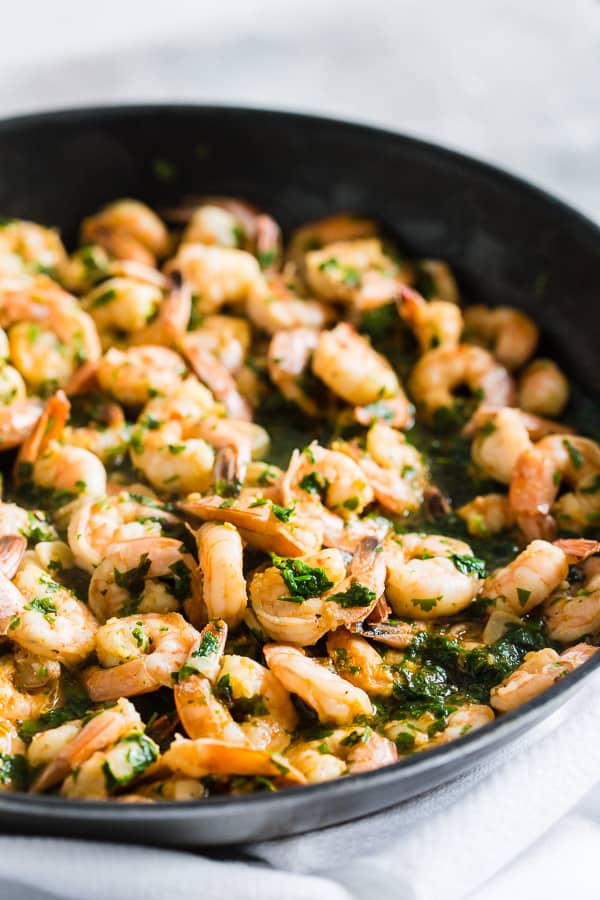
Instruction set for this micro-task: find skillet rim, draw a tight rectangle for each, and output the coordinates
[0,102,599,821]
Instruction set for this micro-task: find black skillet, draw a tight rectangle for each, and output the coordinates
[0,105,599,846]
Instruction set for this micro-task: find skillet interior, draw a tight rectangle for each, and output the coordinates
[0,104,599,845]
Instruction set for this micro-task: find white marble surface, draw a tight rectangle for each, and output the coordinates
[1,2,599,898]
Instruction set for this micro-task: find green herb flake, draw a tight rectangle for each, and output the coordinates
[327,581,376,609]
[271,554,334,603]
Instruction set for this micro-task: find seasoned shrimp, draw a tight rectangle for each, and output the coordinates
[326,628,394,695]
[490,644,598,712]
[165,243,264,315]
[398,284,463,353]
[162,735,306,785]
[246,270,328,334]
[192,522,247,628]
[130,420,215,495]
[80,200,170,267]
[180,332,251,420]
[16,390,107,500]
[509,435,600,539]
[185,314,251,372]
[336,423,426,515]
[458,494,514,537]
[432,705,494,744]
[480,539,575,615]
[283,443,374,519]
[83,276,164,346]
[0,654,56,722]
[312,323,401,406]
[384,533,482,619]
[31,698,143,793]
[0,219,67,276]
[267,328,321,416]
[463,305,539,370]
[305,239,400,307]
[6,557,98,666]
[264,643,373,724]
[88,537,195,622]
[469,407,533,484]
[61,731,159,799]
[409,344,514,422]
[416,259,460,305]
[0,278,101,391]
[287,725,397,782]
[286,214,379,274]
[544,555,600,643]
[139,376,218,427]
[82,612,199,700]
[517,359,570,418]
[97,345,187,406]
[249,548,348,645]
[0,718,26,791]
[0,396,42,451]
[67,489,180,573]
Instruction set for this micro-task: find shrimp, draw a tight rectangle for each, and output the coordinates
[80,200,170,267]
[249,548,348,645]
[31,697,143,793]
[480,539,574,615]
[263,643,373,725]
[431,705,494,744]
[517,359,570,418]
[178,493,323,557]
[457,494,514,537]
[0,397,42,451]
[304,239,401,307]
[83,276,164,347]
[130,419,215,495]
[409,344,514,422]
[164,243,264,315]
[192,522,247,628]
[287,726,397,782]
[67,489,180,573]
[490,644,598,712]
[267,328,321,416]
[247,273,329,334]
[15,390,107,500]
[326,628,394,695]
[96,345,187,406]
[0,278,101,391]
[82,612,199,701]
[398,284,463,353]
[61,731,159,799]
[384,533,483,619]
[179,331,251,420]
[139,375,218,427]
[161,735,306,786]
[5,557,98,666]
[286,214,380,274]
[283,443,374,519]
[335,423,427,515]
[0,654,57,722]
[312,323,401,407]
[469,407,533,484]
[463,305,539,370]
[0,219,68,276]
[184,314,251,372]
[88,537,195,623]
[416,259,460,305]
[509,435,600,539]
[0,718,26,791]
[544,555,600,643]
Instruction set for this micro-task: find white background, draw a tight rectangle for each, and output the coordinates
[1,2,600,897]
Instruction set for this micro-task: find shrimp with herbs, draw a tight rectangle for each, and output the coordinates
[463,305,539,370]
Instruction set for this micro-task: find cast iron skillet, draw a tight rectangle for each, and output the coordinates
[0,105,599,846]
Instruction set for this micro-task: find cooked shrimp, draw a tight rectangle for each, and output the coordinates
[0,654,56,722]
[398,284,462,353]
[83,276,164,346]
[0,219,67,276]
[480,539,571,615]
[416,259,460,305]
[490,644,598,712]
[180,332,251,420]
[458,494,514,537]
[267,328,321,416]
[305,239,400,307]
[12,645,61,691]
[517,359,570,418]
[61,731,159,799]
[130,419,215,496]
[509,435,600,539]
[463,305,539,370]
[0,718,26,790]
[139,375,218,426]
[165,243,264,315]
[545,555,600,643]
[410,344,514,422]
[80,200,170,267]
[312,323,401,406]
[6,557,98,666]
[326,628,394,695]
[249,548,348,645]
[0,397,42,451]
[0,278,101,391]
[286,214,380,273]
[67,489,180,573]
[384,533,482,619]
[162,735,306,785]
[432,704,494,744]
[283,443,374,519]
[31,698,143,793]
[192,522,247,628]
[263,643,373,724]
[16,390,107,499]
[469,407,533,484]
[82,612,198,700]
[247,274,328,335]
[88,537,195,622]
[185,314,251,372]
[335,423,426,515]
[96,345,187,406]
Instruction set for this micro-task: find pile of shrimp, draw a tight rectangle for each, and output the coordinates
[0,197,598,802]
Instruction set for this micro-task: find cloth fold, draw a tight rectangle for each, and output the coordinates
[1,670,599,900]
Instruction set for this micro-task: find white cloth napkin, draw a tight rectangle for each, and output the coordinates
[1,670,599,900]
